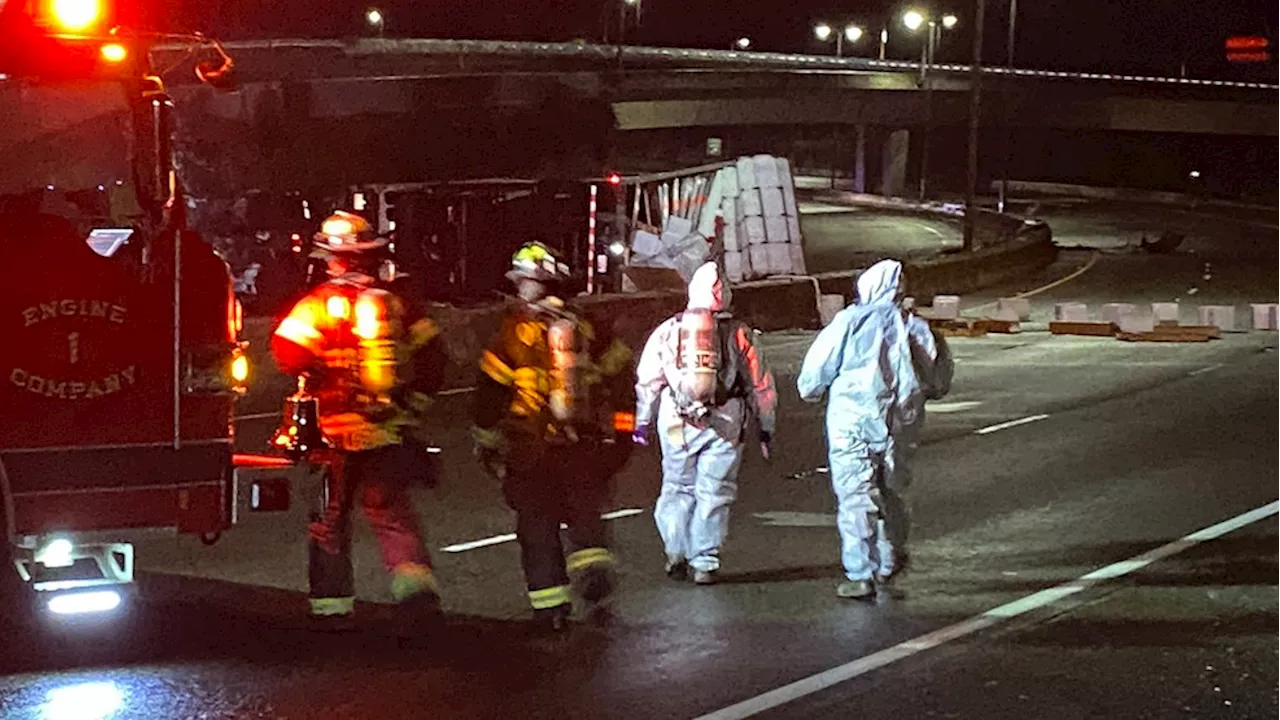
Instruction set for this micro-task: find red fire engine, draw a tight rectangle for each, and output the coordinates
[0,0,286,619]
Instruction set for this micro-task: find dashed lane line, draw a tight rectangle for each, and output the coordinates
[693,500,1280,720]
[440,508,645,553]
[974,414,1051,435]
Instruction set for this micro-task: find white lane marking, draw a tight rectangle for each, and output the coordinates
[694,500,1280,720]
[925,400,983,414]
[1187,363,1224,377]
[440,507,645,553]
[909,220,947,239]
[753,511,837,527]
[439,386,476,396]
[974,414,1050,435]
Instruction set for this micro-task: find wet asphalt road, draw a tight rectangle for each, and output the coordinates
[0,202,1275,719]
[798,205,961,274]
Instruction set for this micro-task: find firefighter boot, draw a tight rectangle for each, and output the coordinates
[533,604,572,633]
[567,548,616,610]
[391,563,443,634]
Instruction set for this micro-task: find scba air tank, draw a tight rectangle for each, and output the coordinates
[546,318,585,422]
[676,309,720,404]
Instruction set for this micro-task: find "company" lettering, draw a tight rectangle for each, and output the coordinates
[9,366,138,400]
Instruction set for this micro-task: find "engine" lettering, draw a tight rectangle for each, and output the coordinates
[21,299,128,327]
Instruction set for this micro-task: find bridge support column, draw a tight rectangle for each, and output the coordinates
[882,129,909,199]
[853,124,867,194]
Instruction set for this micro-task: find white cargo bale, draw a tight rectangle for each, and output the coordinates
[1054,302,1089,323]
[752,154,781,188]
[721,219,741,253]
[765,244,792,276]
[748,245,771,278]
[720,197,737,223]
[740,189,763,217]
[663,215,693,239]
[990,305,1021,323]
[742,216,768,246]
[1197,305,1237,332]
[776,157,795,192]
[1251,303,1279,330]
[997,297,1033,321]
[764,215,790,244]
[819,294,845,326]
[1101,302,1136,326]
[719,166,740,197]
[902,296,916,312]
[934,295,961,320]
[735,156,758,191]
[631,228,663,259]
[724,250,750,283]
[760,186,785,217]
[789,244,807,275]
[786,214,802,245]
[782,185,799,217]
[1151,302,1180,325]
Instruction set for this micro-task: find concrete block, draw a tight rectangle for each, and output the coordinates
[1117,313,1155,334]
[819,294,845,327]
[996,297,1033,321]
[1101,303,1136,325]
[1197,305,1238,332]
[933,295,960,320]
[1152,302,1180,325]
[1251,303,1278,331]
[1054,302,1089,323]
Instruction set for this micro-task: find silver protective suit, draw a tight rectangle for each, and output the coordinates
[635,263,777,573]
[797,259,951,582]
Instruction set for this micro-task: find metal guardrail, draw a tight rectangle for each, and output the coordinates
[188,38,1279,91]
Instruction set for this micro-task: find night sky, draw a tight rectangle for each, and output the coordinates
[134,0,1276,79]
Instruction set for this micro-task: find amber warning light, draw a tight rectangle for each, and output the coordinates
[43,0,106,32]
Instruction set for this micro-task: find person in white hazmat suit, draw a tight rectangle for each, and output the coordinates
[633,262,778,585]
[797,259,952,599]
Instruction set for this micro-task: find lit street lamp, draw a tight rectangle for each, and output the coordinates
[902,9,958,202]
[365,8,385,37]
[814,22,865,57]
[879,28,888,59]
[734,37,752,51]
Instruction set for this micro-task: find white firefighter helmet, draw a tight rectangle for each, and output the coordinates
[313,211,388,254]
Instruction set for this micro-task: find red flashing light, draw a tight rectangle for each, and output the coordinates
[606,172,622,186]
[1226,51,1270,63]
[1225,36,1269,51]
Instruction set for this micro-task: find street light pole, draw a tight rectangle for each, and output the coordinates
[918,22,937,201]
[963,0,987,250]
[879,29,888,59]
[998,0,1017,212]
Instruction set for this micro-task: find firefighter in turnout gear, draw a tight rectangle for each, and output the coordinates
[272,211,447,629]
[472,242,635,631]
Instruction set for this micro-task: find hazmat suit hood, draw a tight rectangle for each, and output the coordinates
[687,262,732,312]
[855,260,903,306]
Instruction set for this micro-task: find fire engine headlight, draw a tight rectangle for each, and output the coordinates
[37,537,75,568]
[608,241,626,256]
[231,351,250,384]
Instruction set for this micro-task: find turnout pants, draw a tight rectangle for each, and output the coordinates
[503,438,614,612]
[309,445,435,616]
[828,433,914,582]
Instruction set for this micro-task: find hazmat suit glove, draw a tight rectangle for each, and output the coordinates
[631,424,652,447]
[759,431,773,462]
